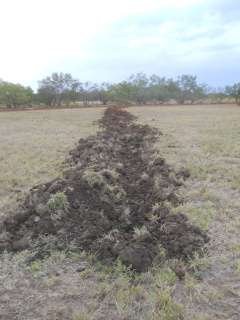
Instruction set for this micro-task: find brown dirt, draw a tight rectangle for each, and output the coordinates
[0,107,209,271]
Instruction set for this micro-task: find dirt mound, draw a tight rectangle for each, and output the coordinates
[0,107,209,271]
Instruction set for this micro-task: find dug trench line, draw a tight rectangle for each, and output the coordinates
[0,107,209,272]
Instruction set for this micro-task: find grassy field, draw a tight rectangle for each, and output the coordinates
[0,105,239,319]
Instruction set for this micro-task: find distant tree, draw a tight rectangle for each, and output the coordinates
[112,81,133,105]
[64,82,82,106]
[209,87,226,103]
[171,75,206,104]
[166,78,180,102]
[128,72,149,104]
[37,72,80,106]
[149,75,170,104]
[78,81,97,105]
[225,83,240,102]
[37,85,54,106]
[193,84,208,103]
[0,82,32,108]
[95,82,114,105]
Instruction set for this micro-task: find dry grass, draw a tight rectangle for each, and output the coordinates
[0,108,103,215]
[0,105,240,319]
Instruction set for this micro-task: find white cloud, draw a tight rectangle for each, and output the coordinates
[0,0,240,88]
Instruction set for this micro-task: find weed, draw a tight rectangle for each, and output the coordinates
[43,277,60,287]
[79,268,95,278]
[72,310,100,320]
[172,202,214,229]
[116,189,127,199]
[236,260,240,276]
[163,200,174,210]
[39,191,69,215]
[148,288,184,320]
[69,252,86,262]
[199,189,222,202]
[154,268,178,287]
[188,251,212,278]
[149,213,159,223]
[57,228,65,235]
[123,206,131,216]
[86,252,99,263]
[2,278,18,290]
[26,260,41,270]
[83,169,104,187]
[152,249,167,268]
[113,258,135,277]
[133,225,149,238]
[102,168,118,178]
[185,273,199,291]
[83,168,126,198]
[115,288,133,317]
[54,308,70,319]
[235,243,240,253]
[232,173,240,190]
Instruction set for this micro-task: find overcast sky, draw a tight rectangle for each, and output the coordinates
[1,0,240,90]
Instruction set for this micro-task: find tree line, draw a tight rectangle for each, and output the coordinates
[0,72,240,108]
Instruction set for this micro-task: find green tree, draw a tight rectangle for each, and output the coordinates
[166,78,180,102]
[78,81,97,105]
[225,83,240,102]
[149,75,170,104]
[128,72,149,104]
[0,82,32,108]
[112,81,133,105]
[95,82,114,105]
[171,75,206,104]
[209,87,226,103]
[37,72,80,106]
[64,82,82,106]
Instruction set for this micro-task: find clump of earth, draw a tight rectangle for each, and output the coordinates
[0,107,209,272]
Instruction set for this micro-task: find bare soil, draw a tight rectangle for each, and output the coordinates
[0,107,209,272]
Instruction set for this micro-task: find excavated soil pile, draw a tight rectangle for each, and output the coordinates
[0,108,209,271]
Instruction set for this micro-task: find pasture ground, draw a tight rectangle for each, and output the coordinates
[0,105,239,319]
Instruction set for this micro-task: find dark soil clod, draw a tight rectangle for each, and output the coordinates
[0,107,209,271]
